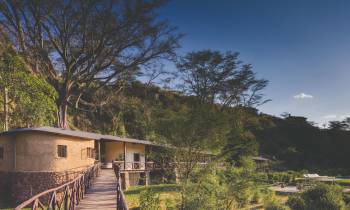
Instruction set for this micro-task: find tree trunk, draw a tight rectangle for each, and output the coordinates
[3,87,8,131]
[57,101,68,129]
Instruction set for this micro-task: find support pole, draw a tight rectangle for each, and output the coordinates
[4,87,8,131]
[123,142,126,170]
[98,141,101,162]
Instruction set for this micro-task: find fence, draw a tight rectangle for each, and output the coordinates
[112,162,129,210]
[14,163,100,210]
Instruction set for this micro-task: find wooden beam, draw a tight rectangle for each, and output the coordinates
[123,142,126,170]
[98,141,101,162]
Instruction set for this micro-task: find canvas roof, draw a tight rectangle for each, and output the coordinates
[0,126,154,145]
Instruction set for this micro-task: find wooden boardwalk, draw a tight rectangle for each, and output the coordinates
[76,169,117,210]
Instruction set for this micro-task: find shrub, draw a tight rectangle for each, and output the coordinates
[251,190,262,204]
[301,184,346,210]
[139,188,160,210]
[181,169,228,210]
[265,200,290,210]
[286,195,306,210]
[262,188,276,203]
[165,198,177,210]
[288,184,346,210]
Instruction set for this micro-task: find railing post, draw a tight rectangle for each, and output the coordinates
[64,186,69,210]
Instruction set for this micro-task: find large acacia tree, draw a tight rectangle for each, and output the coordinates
[0,0,181,128]
[177,50,269,107]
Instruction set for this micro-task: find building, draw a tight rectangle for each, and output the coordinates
[0,127,154,204]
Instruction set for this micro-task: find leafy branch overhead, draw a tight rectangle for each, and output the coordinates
[0,47,57,130]
[0,0,182,128]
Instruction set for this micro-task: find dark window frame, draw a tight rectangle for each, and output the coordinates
[87,147,95,159]
[0,146,4,160]
[57,145,67,158]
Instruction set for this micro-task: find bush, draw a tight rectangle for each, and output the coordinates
[286,195,306,210]
[267,171,298,184]
[287,184,346,210]
[265,200,290,210]
[301,184,346,210]
[251,190,262,204]
[139,188,160,210]
[262,188,276,203]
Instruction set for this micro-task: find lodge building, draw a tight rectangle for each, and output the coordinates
[0,127,155,203]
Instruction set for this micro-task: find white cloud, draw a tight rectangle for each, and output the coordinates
[293,92,314,99]
[322,114,337,119]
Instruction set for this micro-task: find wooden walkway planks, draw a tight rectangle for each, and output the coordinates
[76,169,117,210]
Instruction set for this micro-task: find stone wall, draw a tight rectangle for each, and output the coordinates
[0,170,82,206]
[0,172,11,205]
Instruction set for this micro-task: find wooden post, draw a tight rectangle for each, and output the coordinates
[98,141,101,162]
[116,165,121,210]
[123,142,126,170]
[4,87,8,131]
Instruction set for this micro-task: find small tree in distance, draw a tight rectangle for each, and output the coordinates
[176,50,269,107]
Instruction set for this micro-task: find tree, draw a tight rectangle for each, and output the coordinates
[328,119,350,131]
[176,50,269,107]
[0,0,181,128]
[0,47,57,130]
[151,101,230,181]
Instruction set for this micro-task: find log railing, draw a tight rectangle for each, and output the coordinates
[112,162,129,210]
[113,161,155,171]
[14,163,100,210]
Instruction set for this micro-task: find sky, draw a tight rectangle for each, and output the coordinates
[158,0,350,126]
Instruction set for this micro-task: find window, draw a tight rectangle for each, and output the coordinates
[87,147,95,159]
[133,153,141,169]
[57,145,67,158]
[0,147,3,159]
[133,153,140,162]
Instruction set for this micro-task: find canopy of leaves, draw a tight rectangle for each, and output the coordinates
[177,50,269,107]
[0,0,182,127]
[286,184,346,210]
[0,47,57,130]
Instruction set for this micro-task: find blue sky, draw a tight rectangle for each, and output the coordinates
[158,0,350,126]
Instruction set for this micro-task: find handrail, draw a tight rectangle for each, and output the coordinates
[112,161,220,171]
[112,162,129,210]
[15,163,100,210]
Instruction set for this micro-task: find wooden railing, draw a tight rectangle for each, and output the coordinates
[14,163,100,210]
[112,161,220,171]
[113,161,155,171]
[112,162,129,210]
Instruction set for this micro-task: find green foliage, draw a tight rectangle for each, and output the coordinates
[181,168,228,210]
[139,188,161,210]
[221,164,256,208]
[177,50,269,107]
[265,200,291,210]
[251,190,262,204]
[266,171,299,184]
[286,184,346,210]
[0,47,57,129]
[286,196,306,210]
[255,114,350,172]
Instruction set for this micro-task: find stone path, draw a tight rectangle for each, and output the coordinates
[76,169,117,210]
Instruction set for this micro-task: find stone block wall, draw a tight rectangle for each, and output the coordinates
[0,172,11,205]
[0,170,82,206]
